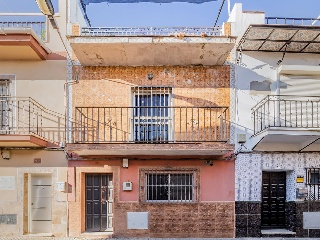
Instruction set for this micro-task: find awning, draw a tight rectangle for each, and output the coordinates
[237,25,320,54]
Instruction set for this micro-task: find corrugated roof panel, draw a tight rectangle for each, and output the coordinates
[237,25,320,54]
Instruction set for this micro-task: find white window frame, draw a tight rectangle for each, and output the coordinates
[131,86,174,142]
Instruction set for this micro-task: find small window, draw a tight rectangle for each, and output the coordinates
[307,168,320,185]
[0,79,11,130]
[140,169,198,203]
[306,168,320,201]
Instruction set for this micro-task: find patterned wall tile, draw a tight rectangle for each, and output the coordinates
[236,153,320,201]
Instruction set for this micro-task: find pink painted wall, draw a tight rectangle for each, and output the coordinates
[119,159,235,202]
[67,159,235,202]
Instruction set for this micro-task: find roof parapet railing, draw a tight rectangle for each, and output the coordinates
[80,26,222,37]
[265,17,320,26]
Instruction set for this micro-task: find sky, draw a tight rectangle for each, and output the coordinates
[0,0,319,27]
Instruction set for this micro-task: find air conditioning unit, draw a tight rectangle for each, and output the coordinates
[123,181,132,191]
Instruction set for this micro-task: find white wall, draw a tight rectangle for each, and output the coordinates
[69,0,89,29]
[228,3,265,44]
[228,3,320,151]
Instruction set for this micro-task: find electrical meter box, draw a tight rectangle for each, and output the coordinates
[296,188,308,200]
[123,182,132,191]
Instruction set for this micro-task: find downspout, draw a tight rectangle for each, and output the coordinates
[275,67,281,127]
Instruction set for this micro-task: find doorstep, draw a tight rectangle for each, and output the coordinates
[261,228,296,238]
[25,233,53,237]
[80,231,113,239]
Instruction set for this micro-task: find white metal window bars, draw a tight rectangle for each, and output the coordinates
[306,168,320,201]
[141,168,198,203]
[0,79,11,132]
[132,86,173,143]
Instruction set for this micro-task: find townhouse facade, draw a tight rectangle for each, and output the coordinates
[66,0,236,237]
[0,0,68,237]
[2,0,320,238]
[228,3,320,238]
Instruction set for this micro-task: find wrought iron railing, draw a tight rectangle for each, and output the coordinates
[0,97,66,144]
[265,17,320,26]
[80,26,222,37]
[306,168,320,201]
[72,106,229,143]
[252,95,320,135]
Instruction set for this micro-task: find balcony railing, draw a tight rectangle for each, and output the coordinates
[80,27,222,37]
[0,97,66,144]
[0,14,47,41]
[265,17,320,26]
[252,95,320,135]
[72,106,229,143]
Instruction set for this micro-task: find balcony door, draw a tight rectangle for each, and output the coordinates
[132,86,172,143]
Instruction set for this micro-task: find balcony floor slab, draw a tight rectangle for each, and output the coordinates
[67,142,234,157]
[251,127,320,152]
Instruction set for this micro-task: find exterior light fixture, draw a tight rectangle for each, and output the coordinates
[148,73,154,80]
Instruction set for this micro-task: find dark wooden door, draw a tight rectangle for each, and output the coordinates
[262,172,286,228]
[85,174,113,232]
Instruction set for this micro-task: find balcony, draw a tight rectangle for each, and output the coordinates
[237,17,320,54]
[0,14,51,60]
[68,106,232,157]
[68,26,236,66]
[0,97,65,147]
[251,95,320,152]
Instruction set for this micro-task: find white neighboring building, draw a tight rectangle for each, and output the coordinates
[0,0,69,237]
[228,3,320,238]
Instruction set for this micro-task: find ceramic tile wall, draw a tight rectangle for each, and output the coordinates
[236,153,320,201]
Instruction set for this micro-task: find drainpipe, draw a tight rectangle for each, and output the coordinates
[275,67,281,127]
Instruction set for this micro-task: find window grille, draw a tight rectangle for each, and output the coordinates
[141,168,198,203]
[132,87,172,143]
[0,79,11,130]
[306,168,320,201]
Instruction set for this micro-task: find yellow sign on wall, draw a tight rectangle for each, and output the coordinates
[296,176,304,183]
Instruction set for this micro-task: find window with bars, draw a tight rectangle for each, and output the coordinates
[0,79,11,130]
[141,169,198,203]
[306,168,320,201]
[132,86,172,143]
